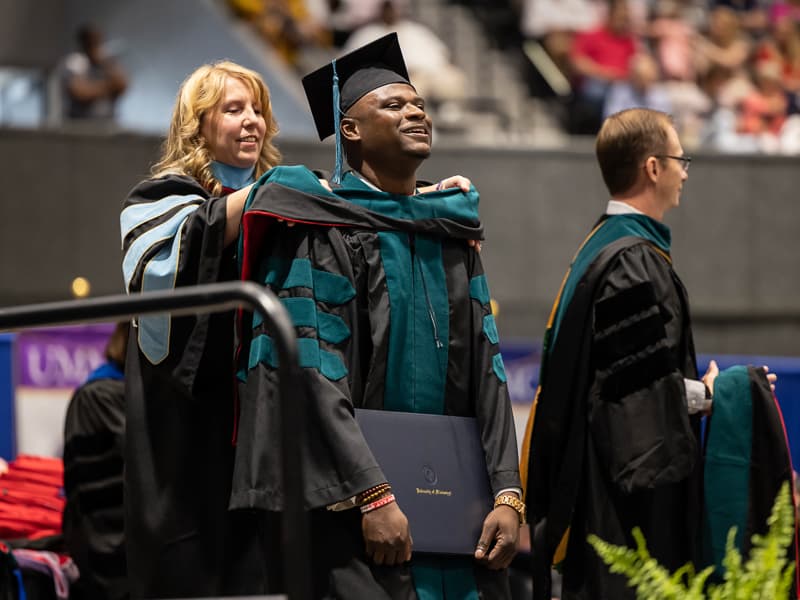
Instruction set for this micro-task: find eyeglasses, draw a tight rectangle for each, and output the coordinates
[654,154,692,172]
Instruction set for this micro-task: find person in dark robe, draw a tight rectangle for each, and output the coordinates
[119,60,283,598]
[232,33,524,599]
[520,108,726,599]
[63,322,129,600]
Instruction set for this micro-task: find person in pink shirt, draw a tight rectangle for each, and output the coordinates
[650,0,696,82]
[756,16,800,94]
[693,7,752,77]
[737,60,788,135]
[769,0,800,27]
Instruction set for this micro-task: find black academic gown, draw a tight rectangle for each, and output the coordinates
[121,175,258,598]
[527,236,702,600]
[63,374,127,600]
[231,167,521,599]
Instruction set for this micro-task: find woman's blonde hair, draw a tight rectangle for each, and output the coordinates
[152,61,282,195]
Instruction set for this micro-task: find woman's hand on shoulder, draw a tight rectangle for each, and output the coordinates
[419,175,481,251]
[418,175,472,194]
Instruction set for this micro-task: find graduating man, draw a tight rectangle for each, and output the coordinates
[521,108,718,599]
[231,34,523,599]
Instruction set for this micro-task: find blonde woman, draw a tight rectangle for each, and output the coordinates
[120,61,281,598]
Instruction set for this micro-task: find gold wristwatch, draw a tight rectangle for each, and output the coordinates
[494,494,526,525]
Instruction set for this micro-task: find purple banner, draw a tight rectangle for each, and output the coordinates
[17,324,114,388]
[14,324,540,395]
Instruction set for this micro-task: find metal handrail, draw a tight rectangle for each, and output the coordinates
[0,281,310,600]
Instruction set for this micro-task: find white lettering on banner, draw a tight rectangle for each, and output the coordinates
[24,345,104,387]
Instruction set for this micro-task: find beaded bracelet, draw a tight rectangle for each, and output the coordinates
[360,488,391,504]
[360,493,396,514]
[358,484,391,505]
[359,483,389,497]
[359,483,389,495]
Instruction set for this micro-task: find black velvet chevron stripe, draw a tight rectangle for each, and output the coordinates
[77,480,124,514]
[600,345,677,401]
[87,546,127,577]
[64,454,124,491]
[594,312,667,370]
[594,281,658,333]
[64,430,116,459]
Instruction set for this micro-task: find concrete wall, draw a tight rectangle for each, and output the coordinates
[1,126,799,356]
[0,1,67,68]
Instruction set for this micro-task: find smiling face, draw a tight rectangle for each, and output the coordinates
[345,82,433,162]
[200,76,267,169]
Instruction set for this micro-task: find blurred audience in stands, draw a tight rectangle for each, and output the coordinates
[513,0,800,152]
[603,53,672,118]
[327,0,389,45]
[650,0,697,82]
[568,0,640,133]
[521,0,604,82]
[739,60,789,137]
[647,0,712,145]
[220,0,800,153]
[228,0,332,71]
[714,0,769,34]
[769,0,800,27]
[694,6,752,80]
[343,0,468,126]
[61,24,128,123]
[757,15,800,98]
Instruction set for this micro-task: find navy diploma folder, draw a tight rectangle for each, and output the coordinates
[354,409,494,555]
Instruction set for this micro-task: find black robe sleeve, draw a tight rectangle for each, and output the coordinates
[121,174,234,380]
[588,244,698,494]
[443,241,521,494]
[461,247,521,495]
[62,378,127,600]
[120,175,240,597]
[122,175,229,289]
[231,226,387,512]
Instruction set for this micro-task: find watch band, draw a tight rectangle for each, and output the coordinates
[494,493,527,525]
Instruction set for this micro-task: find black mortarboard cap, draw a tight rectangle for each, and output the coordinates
[302,33,411,140]
[301,33,412,182]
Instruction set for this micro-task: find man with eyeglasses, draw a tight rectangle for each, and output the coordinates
[520,108,716,599]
